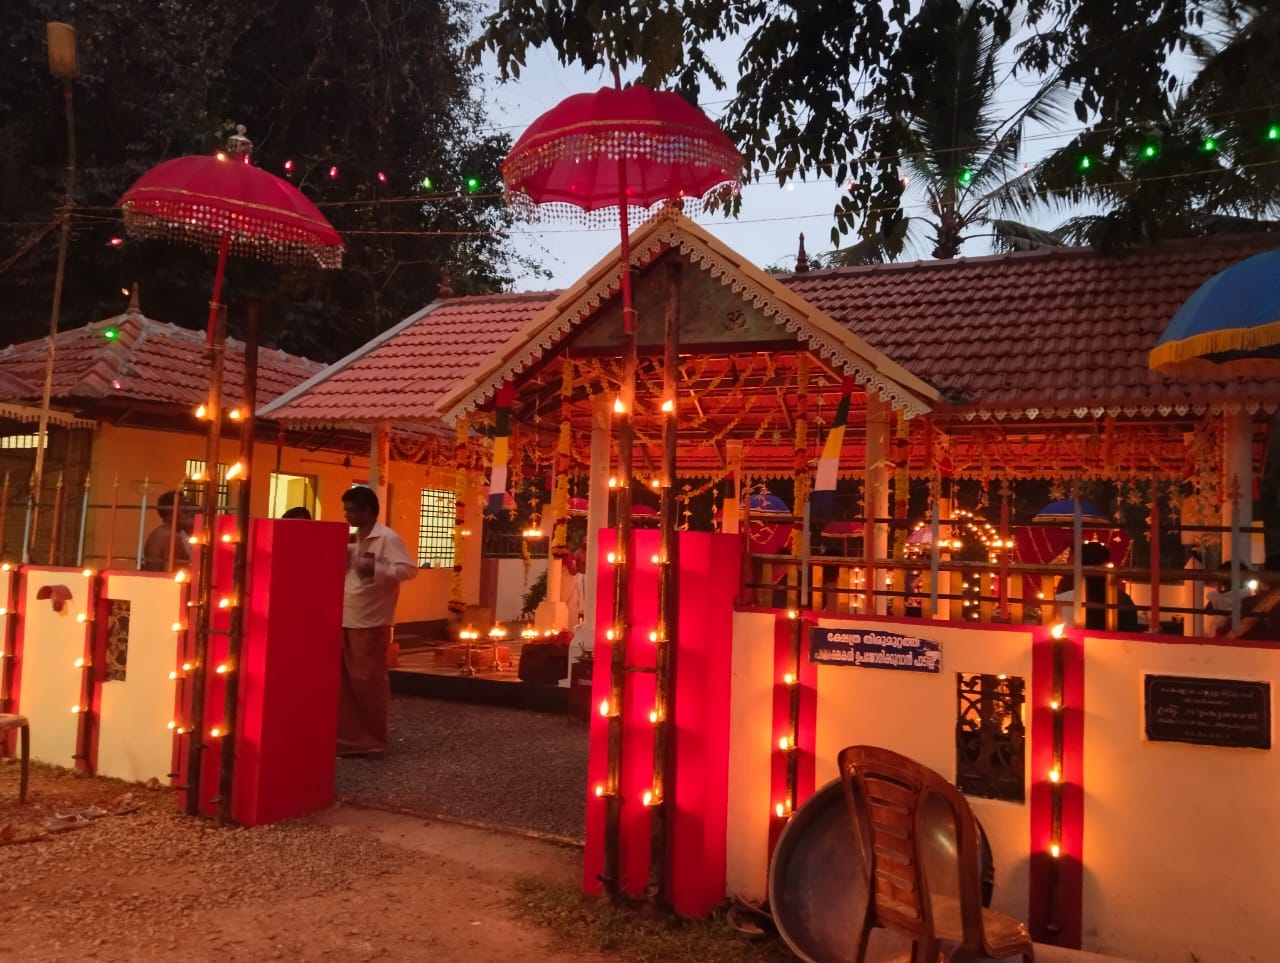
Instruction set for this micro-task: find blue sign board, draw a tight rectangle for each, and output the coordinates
[809,626,942,673]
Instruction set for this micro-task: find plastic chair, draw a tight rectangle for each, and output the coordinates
[837,745,1034,963]
[0,714,30,803]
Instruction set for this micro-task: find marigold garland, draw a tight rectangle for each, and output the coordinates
[791,355,810,553]
[551,359,573,560]
[449,417,468,616]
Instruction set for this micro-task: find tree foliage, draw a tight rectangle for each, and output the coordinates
[475,0,1276,251]
[1,0,532,362]
[1016,0,1280,247]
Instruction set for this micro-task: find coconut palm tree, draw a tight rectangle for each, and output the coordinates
[827,0,1071,266]
[1009,0,1280,248]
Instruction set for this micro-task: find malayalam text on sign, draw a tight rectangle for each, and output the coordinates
[809,627,941,673]
[1144,675,1271,750]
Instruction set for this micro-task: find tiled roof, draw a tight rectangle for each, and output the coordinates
[782,234,1280,410]
[260,229,1280,428]
[259,291,559,427]
[0,370,35,402]
[0,303,324,410]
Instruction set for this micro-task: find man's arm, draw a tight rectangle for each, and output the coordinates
[375,531,417,583]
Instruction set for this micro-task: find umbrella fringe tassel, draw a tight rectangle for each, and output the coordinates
[1150,319,1280,369]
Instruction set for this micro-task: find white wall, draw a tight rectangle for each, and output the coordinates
[493,556,548,623]
[1082,634,1280,962]
[811,617,1035,922]
[724,613,1035,921]
[725,610,777,900]
[96,572,185,782]
[17,568,94,765]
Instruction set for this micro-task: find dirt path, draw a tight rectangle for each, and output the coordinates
[0,764,602,962]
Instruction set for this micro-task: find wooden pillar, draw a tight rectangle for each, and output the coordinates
[722,441,743,535]
[370,419,391,522]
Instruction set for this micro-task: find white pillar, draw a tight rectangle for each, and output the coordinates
[1222,410,1257,567]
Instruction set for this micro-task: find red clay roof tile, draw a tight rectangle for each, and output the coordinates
[258,233,1280,426]
[0,307,322,409]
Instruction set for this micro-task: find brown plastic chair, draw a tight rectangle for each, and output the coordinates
[0,714,30,803]
[837,745,1034,963]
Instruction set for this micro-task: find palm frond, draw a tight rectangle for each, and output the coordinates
[988,218,1070,252]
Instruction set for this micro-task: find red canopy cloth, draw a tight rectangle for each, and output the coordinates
[118,155,343,269]
[501,85,743,224]
[1013,526,1132,601]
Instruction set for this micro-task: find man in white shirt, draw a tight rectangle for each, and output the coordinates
[339,486,416,758]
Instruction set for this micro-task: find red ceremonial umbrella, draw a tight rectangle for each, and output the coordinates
[116,128,342,819]
[503,86,742,358]
[505,84,741,902]
[503,85,744,219]
[118,127,343,342]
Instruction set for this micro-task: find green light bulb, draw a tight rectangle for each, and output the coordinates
[958,168,974,186]
[421,175,433,190]
[1142,144,1158,159]
[103,328,118,340]
[1201,136,1217,152]
[466,176,481,192]
[1078,155,1091,171]
[1269,125,1280,141]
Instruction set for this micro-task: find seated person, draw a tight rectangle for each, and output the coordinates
[141,491,197,572]
[1206,561,1257,636]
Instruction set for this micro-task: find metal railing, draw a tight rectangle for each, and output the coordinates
[740,512,1273,639]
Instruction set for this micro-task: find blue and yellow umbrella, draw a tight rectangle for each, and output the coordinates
[1150,248,1280,377]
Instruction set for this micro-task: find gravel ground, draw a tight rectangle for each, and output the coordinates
[0,764,600,962]
[335,695,589,840]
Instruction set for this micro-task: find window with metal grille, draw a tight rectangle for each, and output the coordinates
[183,458,230,512]
[417,488,455,568]
[955,672,1026,803]
[0,433,44,449]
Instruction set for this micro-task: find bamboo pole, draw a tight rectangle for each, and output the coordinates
[648,260,680,906]
[187,306,226,815]
[602,178,636,900]
[218,299,259,825]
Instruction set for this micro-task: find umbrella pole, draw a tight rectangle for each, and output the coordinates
[188,305,227,815]
[649,259,681,907]
[218,298,258,826]
[604,177,636,900]
[205,233,231,347]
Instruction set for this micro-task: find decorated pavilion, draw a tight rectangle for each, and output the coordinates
[261,206,1280,637]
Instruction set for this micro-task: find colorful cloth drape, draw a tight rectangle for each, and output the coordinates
[812,375,853,519]
[486,382,515,518]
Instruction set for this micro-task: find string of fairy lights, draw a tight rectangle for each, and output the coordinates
[16,103,1272,259]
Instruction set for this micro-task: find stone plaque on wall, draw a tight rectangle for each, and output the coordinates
[1144,675,1271,749]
